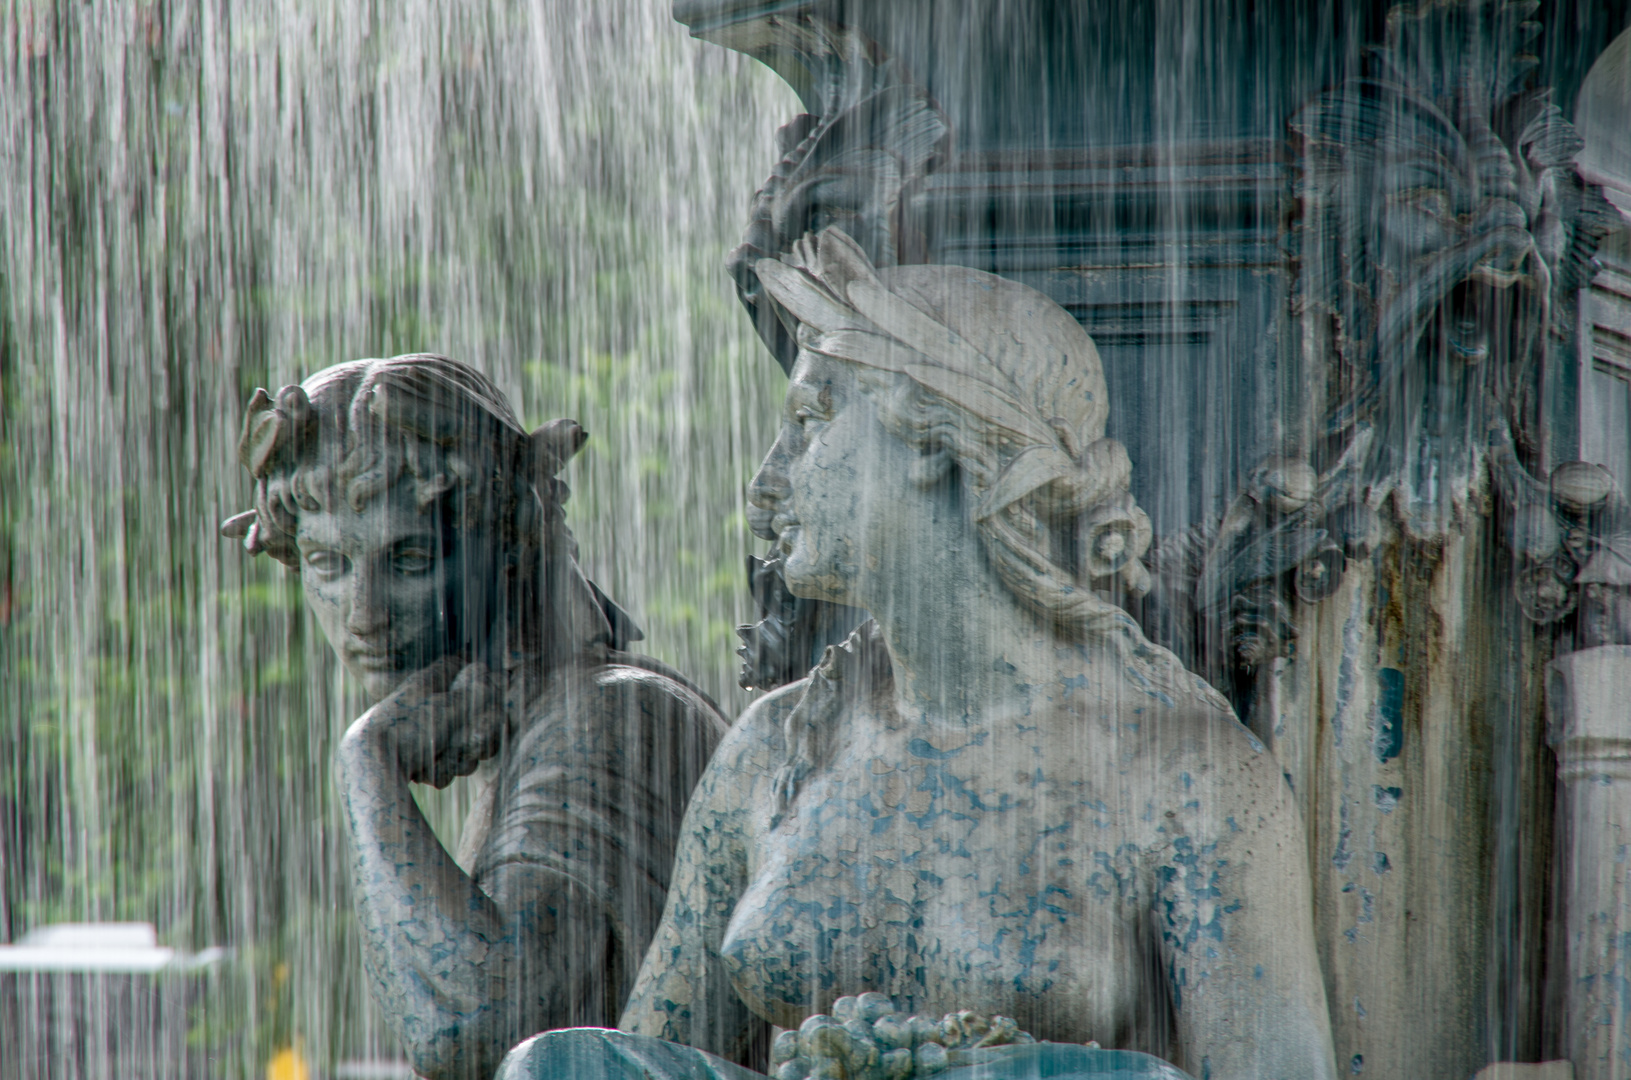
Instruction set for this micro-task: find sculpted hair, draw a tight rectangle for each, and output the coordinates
[223,355,582,569]
[850,343,1152,634]
[222,354,623,655]
[756,230,1234,821]
[757,228,1157,641]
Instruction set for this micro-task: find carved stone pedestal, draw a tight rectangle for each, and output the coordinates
[1549,646,1631,1080]
[676,1,1631,1073]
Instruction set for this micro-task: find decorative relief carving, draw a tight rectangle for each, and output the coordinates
[725,16,949,374]
[1159,0,1625,685]
[1291,0,1619,540]
[1494,431,1631,643]
[1137,439,1378,700]
[767,993,1042,1080]
[1196,440,1377,670]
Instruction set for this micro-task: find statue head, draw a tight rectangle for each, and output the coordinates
[749,230,1229,821]
[751,227,1153,641]
[221,354,622,700]
[1291,0,1620,537]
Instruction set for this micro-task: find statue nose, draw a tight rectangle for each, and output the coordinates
[346,569,390,635]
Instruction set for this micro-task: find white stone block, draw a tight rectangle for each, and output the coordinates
[1548,646,1631,1080]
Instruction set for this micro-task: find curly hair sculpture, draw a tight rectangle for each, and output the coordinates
[221,354,586,570]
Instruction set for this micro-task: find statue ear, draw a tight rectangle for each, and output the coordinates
[530,418,588,477]
[908,444,955,488]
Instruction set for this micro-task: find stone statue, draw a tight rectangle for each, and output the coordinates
[727,16,951,693]
[220,355,729,1079]
[500,229,1336,1080]
[1291,0,1619,544]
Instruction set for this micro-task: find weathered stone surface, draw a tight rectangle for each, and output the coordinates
[224,355,728,1078]
[619,232,1334,1079]
[1474,1064,1576,1080]
[1285,528,1521,1078]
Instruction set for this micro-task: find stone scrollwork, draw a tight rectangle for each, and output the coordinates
[1140,436,1379,695]
[1493,426,1631,642]
[724,16,950,374]
[724,14,950,689]
[1291,0,1621,544]
[1195,438,1380,673]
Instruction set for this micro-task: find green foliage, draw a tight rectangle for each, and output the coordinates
[0,0,795,1070]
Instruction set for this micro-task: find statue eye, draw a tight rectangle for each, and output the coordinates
[393,548,435,575]
[794,406,819,426]
[303,550,350,578]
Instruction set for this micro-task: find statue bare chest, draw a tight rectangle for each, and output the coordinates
[720,728,1161,1041]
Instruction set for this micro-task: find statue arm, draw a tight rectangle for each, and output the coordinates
[337,732,592,1079]
[619,682,801,1064]
[336,665,723,1080]
[1155,735,1336,1080]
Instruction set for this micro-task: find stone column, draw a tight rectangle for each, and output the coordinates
[1550,645,1631,1079]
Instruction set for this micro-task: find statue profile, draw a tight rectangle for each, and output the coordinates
[221,355,728,1079]
[503,229,1335,1079]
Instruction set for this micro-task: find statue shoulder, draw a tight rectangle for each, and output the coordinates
[1149,697,1302,846]
[477,654,736,886]
[719,675,808,766]
[503,651,730,770]
[678,675,810,824]
[590,649,732,739]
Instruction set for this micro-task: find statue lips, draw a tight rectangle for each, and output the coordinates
[771,514,800,558]
[345,641,404,674]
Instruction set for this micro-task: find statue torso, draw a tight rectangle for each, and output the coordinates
[720,698,1216,1049]
[459,653,728,1005]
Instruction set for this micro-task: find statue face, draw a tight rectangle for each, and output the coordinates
[749,350,926,609]
[294,480,475,701]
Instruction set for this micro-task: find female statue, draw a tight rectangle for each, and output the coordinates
[221,355,728,1080]
[505,229,1333,1080]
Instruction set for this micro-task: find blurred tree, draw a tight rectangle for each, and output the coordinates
[0,1,795,1072]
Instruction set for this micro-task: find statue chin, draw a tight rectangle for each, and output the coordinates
[338,644,425,703]
[351,665,406,703]
[775,544,857,609]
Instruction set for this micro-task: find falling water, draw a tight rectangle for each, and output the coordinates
[3,2,1629,1079]
[1,3,794,1073]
